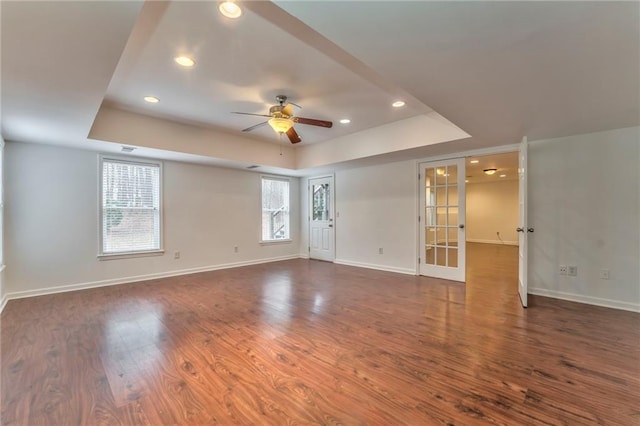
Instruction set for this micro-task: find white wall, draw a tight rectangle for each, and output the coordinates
[4,141,301,297]
[466,180,519,245]
[332,160,417,274]
[528,126,640,311]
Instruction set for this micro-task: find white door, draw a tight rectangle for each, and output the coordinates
[309,176,334,261]
[419,158,466,281]
[517,137,530,307]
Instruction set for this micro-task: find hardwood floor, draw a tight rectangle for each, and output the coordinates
[2,243,639,424]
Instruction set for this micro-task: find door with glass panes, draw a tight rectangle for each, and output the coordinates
[309,176,334,261]
[419,158,466,281]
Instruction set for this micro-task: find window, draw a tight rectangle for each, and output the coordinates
[99,156,162,257]
[261,177,290,242]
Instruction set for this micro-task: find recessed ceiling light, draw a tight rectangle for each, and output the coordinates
[144,96,159,103]
[219,1,242,18]
[465,179,469,183]
[392,100,405,108]
[175,56,195,67]
[499,174,507,178]
[339,119,351,124]
[483,168,497,175]
[470,159,479,164]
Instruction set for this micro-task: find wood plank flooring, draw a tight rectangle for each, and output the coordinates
[2,243,639,424]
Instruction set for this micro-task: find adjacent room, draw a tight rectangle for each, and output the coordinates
[1,1,638,424]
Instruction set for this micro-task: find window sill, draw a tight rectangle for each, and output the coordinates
[98,250,164,261]
[259,239,292,246]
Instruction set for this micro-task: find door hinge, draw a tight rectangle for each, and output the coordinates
[308,246,310,252]
[418,173,421,180]
[418,257,421,263]
[418,215,421,223]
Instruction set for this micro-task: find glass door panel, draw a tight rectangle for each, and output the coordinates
[419,158,466,281]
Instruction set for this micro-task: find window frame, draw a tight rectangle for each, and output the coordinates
[98,154,164,260]
[260,175,292,244]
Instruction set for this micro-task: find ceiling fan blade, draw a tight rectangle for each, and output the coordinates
[232,112,271,118]
[293,117,333,128]
[286,127,302,144]
[282,103,294,117]
[242,121,269,132]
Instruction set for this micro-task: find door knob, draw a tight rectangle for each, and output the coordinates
[516,227,524,232]
[459,224,465,229]
[328,224,333,228]
[527,227,534,233]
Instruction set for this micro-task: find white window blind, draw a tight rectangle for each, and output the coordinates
[100,157,161,255]
[261,177,290,241]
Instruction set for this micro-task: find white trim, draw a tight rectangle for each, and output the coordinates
[466,238,518,246]
[415,143,520,165]
[0,264,5,272]
[0,293,7,314]
[4,255,302,301]
[98,250,165,260]
[529,287,640,313]
[334,258,415,275]
[298,253,310,259]
[259,239,292,245]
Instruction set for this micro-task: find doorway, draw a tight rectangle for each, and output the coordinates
[464,152,520,301]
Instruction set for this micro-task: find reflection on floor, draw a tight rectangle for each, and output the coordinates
[2,245,638,424]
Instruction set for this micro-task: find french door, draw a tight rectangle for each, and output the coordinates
[419,158,466,281]
[517,137,531,307]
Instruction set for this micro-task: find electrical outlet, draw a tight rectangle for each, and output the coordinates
[568,265,578,276]
[174,251,180,259]
[559,265,567,275]
[234,246,239,253]
[378,247,384,255]
[600,269,610,280]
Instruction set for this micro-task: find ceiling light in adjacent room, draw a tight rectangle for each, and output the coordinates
[470,159,479,164]
[499,174,507,178]
[268,117,294,134]
[144,96,159,103]
[483,168,497,175]
[392,100,405,108]
[174,56,195,67]
[339,119,351,124]
[219,1,242,18]
[465,179,469,183]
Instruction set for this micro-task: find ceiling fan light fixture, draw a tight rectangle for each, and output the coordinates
[483,168,497,175]
[219,1,242,18]
[174,56,195,67]
[268,117,294,134]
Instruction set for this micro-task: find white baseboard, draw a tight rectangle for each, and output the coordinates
[529,287,640,313]
[5,255,304,302]
[0,293,7,314]
[334,258,416,275]
[467,238,518,246]
[298,253,310,259]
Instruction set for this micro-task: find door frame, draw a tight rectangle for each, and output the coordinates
[415,143,521,277]
[308,174,335,261]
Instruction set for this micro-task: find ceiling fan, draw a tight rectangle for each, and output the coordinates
[232,95,333,144]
